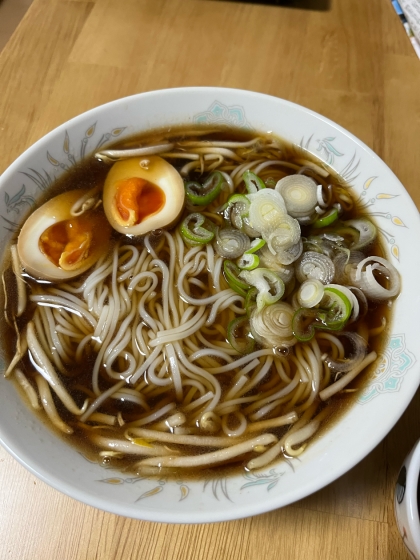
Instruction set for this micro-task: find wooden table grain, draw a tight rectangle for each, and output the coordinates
[0,0,419,558]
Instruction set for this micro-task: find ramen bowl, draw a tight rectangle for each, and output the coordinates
[1,87,420,523]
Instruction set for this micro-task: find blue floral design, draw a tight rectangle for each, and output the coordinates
[358,334,416,404]
[1,124,128,232]
[240,469,283,491]
[193,101,252,129]
[316,137,344,165]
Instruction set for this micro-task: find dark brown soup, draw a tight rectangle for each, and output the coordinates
[1,126,397,480]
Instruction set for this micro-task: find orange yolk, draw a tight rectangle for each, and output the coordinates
[115,177,166,225]
[40,216,94,269]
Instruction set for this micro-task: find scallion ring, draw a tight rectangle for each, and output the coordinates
[185,171,225,206]
[321,286,352,329]
[295,251,335,284]
[223,260,251,297]
[313,207,339,228]
[275,175,318,218]
[297,279,325,308]
[243,170,266,194]
[239,268,285,311]
[180,213,215,246]
[250,302,296,349]
[237,253,259,270]
[214,227,251,259]
[227,316,255,354]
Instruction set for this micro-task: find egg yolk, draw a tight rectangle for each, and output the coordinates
[115,177,166,226]
[39,216,95,270]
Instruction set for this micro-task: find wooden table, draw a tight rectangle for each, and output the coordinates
[1,0,419,558]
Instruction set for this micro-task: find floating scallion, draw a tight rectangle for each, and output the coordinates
[297,279,325,308]
[239,268,285,311]
[250,302,296,348]
[215,228,251,259]
[313,207,339,228]
[185,171,224,206]
[223,260,251,297]
[275,175,318,218]
[243,170,266,194]
[321,286,352,329]
[180,213,215,246]
[344,218,377,250]
[237,253,259,270]
[227,316,255,354]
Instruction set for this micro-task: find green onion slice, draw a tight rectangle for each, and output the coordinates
[223,194,251,230]
[239,268,285,311]
[275,175,317,218]
[313,207,339,229]
[227,316,255,354]
[344,217,377,250]
[246,238,266,254]
[245,287,258,316]
[180,213,215,246]
[237,253,259,270]
[292,308,322,342]
[223,260,251,297]
[297,279,325,308]
[185,171,224,206]
[322,286,352,329]
[292,287,352,341]
[243,170,266,194]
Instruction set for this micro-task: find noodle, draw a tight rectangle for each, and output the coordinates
[3,128,398,477]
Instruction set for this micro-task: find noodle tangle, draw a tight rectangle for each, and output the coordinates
[4,130,398,476]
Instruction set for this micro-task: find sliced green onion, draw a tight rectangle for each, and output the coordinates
[243,170,266,194]
[223,260,251,296]
[237,253,259,270]
[273,239,303,266]
[297,279,325,308]
[257,245,295,283]
[327,284,360,323]
[313,207,339,228]
[295,251,335,284]
[349,255,400,301]
[227,316,255,354]
[246,238,266,254]
[239,268,285,311]
[215,228,251,258]
[180,213,215,246]
[226,194,251,230]
[245,287,258,316]
[321,286,352,329]
[250,302,296,349]
[265,215,301,254]
[292,287,352,341]
[344,218,377,250]
[292,308,323,342]
[223,193,250,213]
[248,189,287,233]
[319,224,359,248]
[185,171,224,206]
[275,175,317,218]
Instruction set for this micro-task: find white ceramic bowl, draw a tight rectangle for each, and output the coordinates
[395,440,420,559]
[1,87,420,523]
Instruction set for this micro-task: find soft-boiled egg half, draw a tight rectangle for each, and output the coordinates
[102,156,185,235]
[17,190,111,282]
